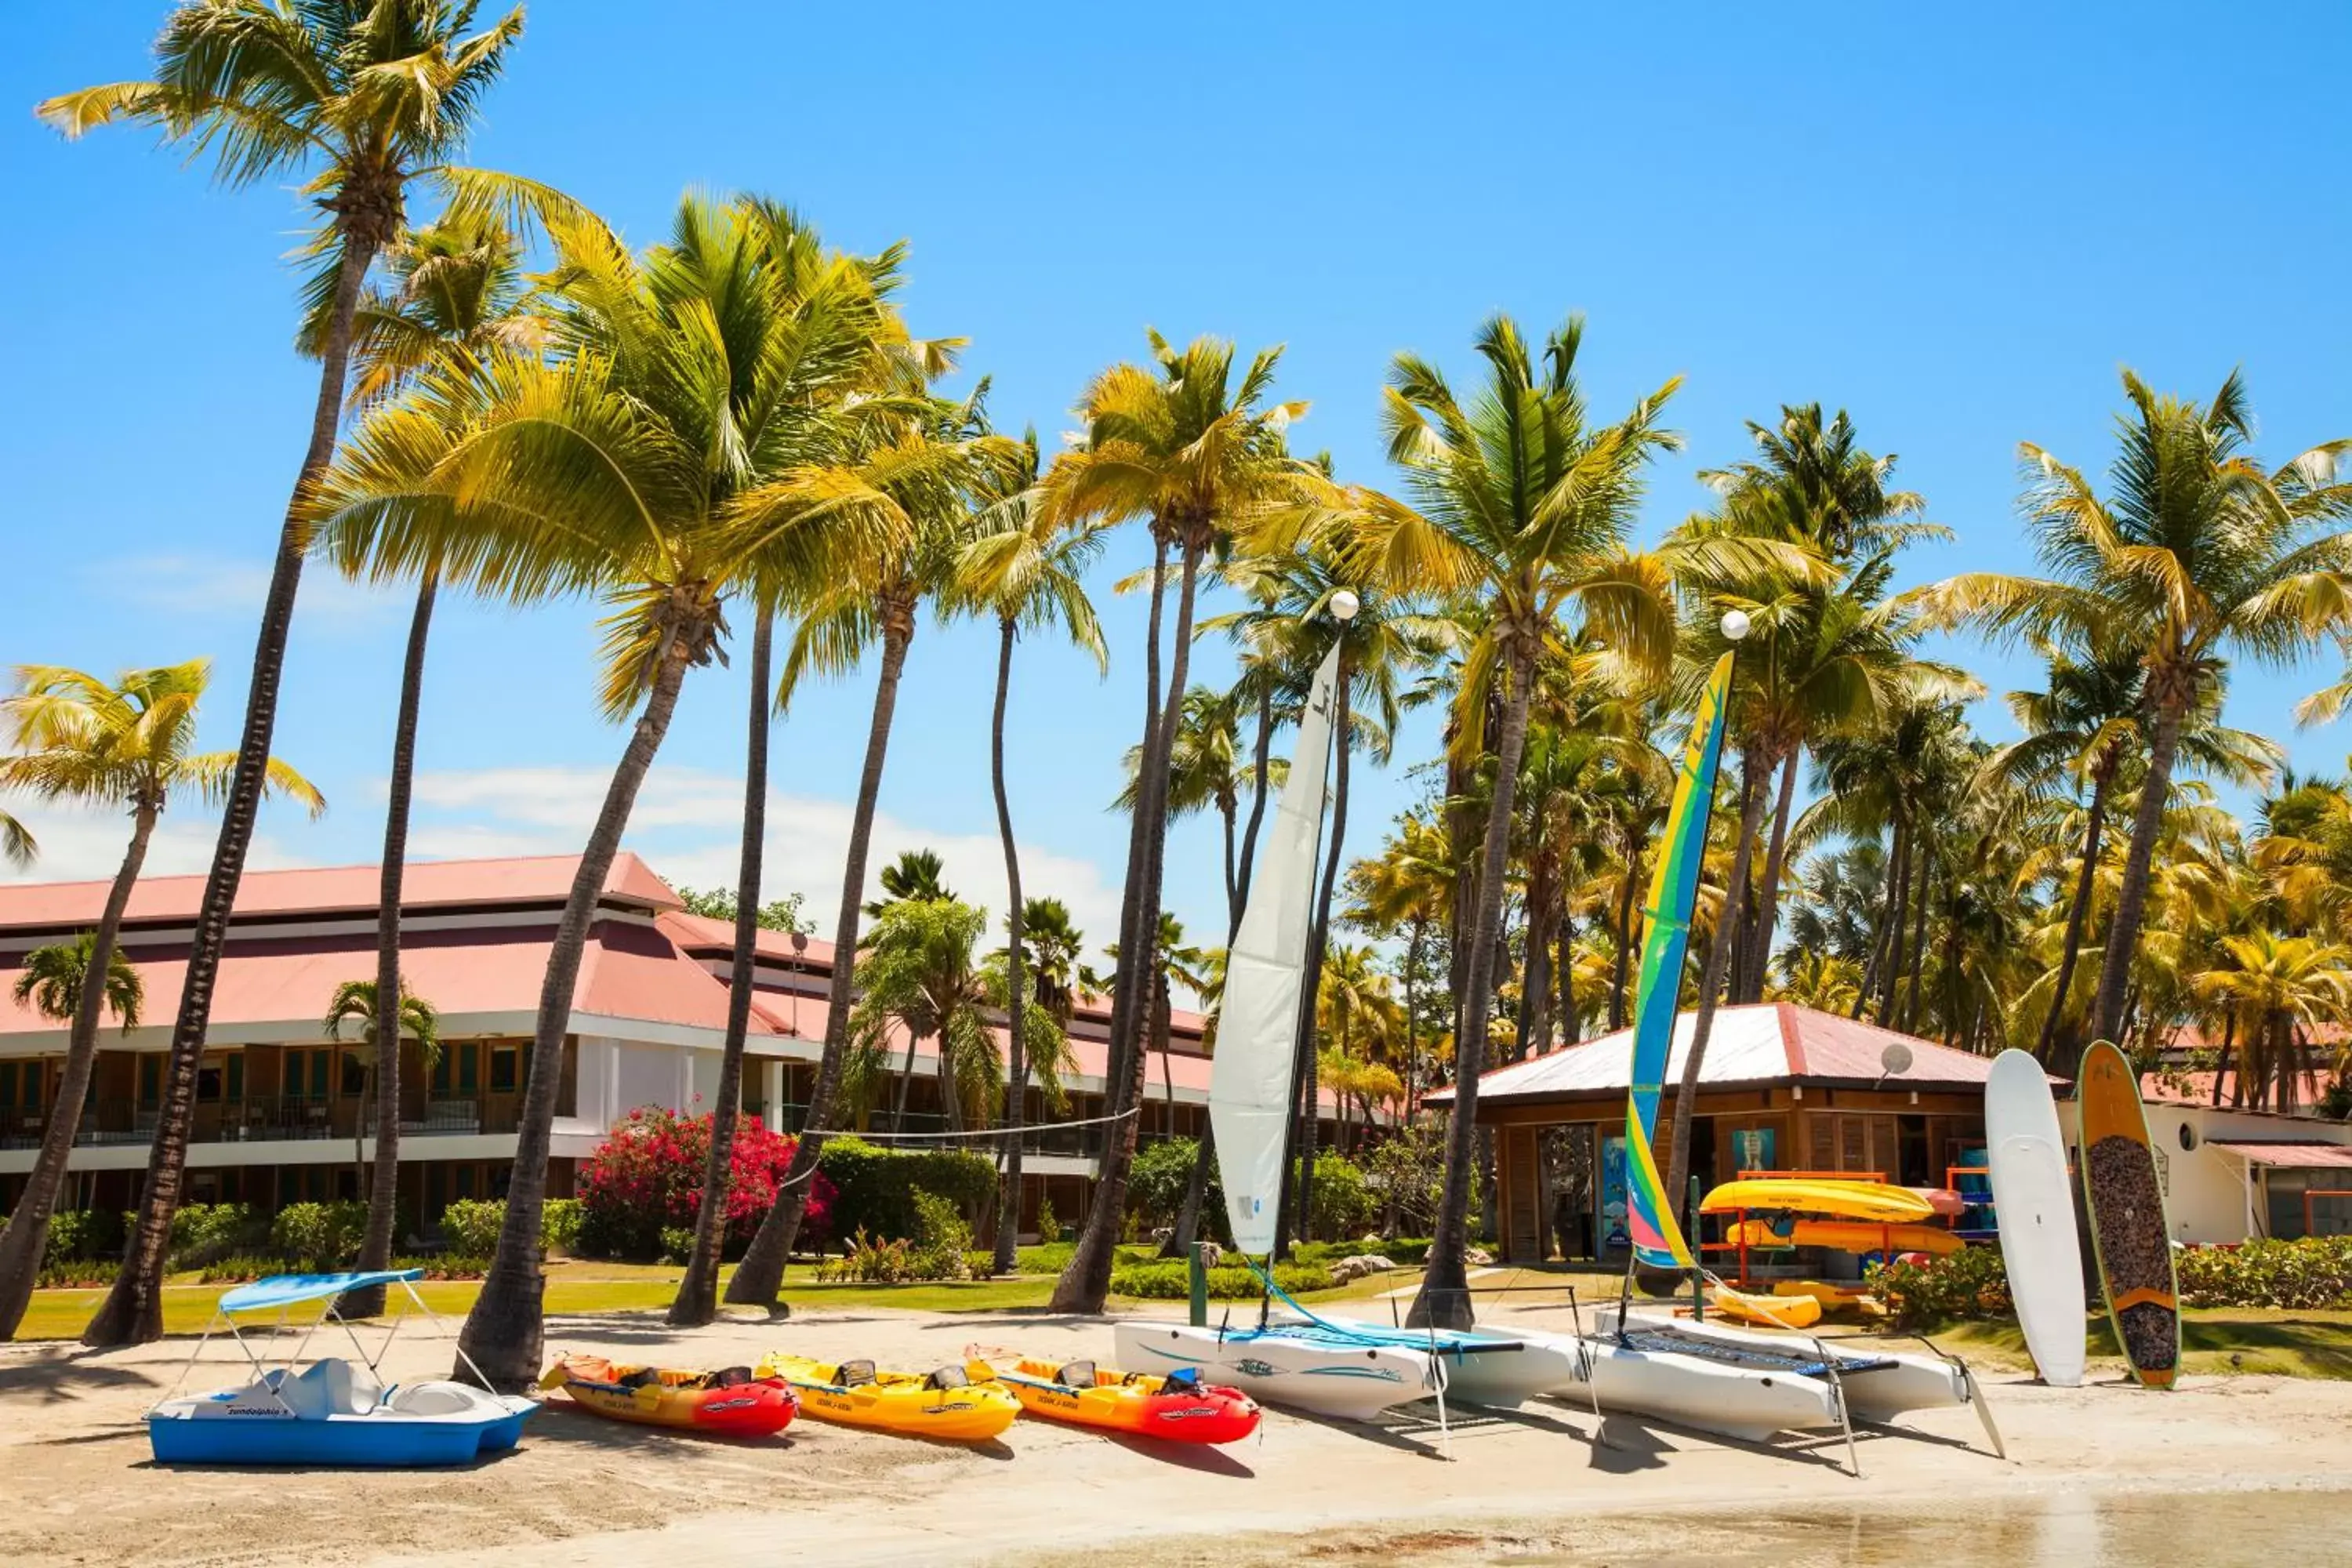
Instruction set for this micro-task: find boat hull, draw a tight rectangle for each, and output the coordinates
[1308,1316,1587,1410]
[755,1355,1019,1442]
[1113,1321,1433,1421]
[1000,1362,1261,1444]
[547,1358,798,1437]
[1564,1324,1839,1441]
[147,1390,533,1466]
[1595,1308,1968,1423]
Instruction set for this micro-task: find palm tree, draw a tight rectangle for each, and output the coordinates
[329,212,546,1319]
[42,1,554,1349]
[318,193,922,1385]
[321,978,441,1218]
[0,812,32,869]
[1344,811,1454,1111]
[1661,550,1958,1201]
[1984,639,2278,1060]
[1350,315,1689,1328]
[726,389,1014,1309]
[2190,931,2352,1112]
[0,662,320,1341]
[10,935,141,1035]
[951,428,1109,1273]
[1920,370,2352,1044]
[865,849,957,914]
[1041,332,1316,1316]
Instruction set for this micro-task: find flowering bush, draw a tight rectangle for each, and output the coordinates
[574,1106,832,1261]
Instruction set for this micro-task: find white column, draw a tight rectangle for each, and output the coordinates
[764,1060,784,1133]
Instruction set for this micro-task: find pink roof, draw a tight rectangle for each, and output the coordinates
[1428,1002,2013,1105]
[655,909,840,970]
[0,853,679,933]
[0,916,768,1040]
[2211,1140,2352,1168]
[2143,1069,2332,1114]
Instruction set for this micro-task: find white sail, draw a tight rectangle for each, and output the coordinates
[1211,641,1342,1257]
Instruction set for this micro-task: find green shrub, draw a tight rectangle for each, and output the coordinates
[436,1199,505,1258]
[2179,1237,2352,1308]
[810,1225,975,1283]
[909,1191,973,1281]
[1306,1151,1376,1242]
[815,1138,994,1244]
[1035,1198,1061,1246]
[269,1201,368,1269]
[543,1198,584,1254]
[1294,1236,1430,1267]
[42,1209,122,1264]
[38,1257,118,1289]
[167,1202,264,1266]
[1126,1138,1201,1229]
[1868,1245,2013,1329]
[1109,1259,1337,1300]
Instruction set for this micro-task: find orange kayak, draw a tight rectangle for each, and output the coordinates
[1728,1218,1964,1257]
[540,1356,799,1437]
[991,1357,1261,1444]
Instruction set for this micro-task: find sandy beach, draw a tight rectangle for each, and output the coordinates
[5,1294,2347,1567]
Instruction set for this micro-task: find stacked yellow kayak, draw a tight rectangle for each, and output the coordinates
[1699,1179,1937,1223]
[1708,1281,1820,1330]
[753,1354,1018,1442]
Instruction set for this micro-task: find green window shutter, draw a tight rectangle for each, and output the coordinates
[458,1044,478,1094]
[139,1054,160,1107]
[227,1054,244,1101]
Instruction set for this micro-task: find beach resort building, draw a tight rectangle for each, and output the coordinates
[0,853,1264,1242]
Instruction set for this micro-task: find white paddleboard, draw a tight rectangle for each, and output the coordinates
[1985,1049,2085,1388]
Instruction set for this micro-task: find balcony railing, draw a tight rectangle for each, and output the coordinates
[49,1095,516,1147]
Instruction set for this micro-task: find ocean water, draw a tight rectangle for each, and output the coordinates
[1504,1490,2348,1566]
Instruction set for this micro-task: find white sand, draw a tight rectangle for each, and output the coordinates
[5,1296,2347,1567]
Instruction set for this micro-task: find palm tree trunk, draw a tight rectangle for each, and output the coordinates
[1726,755,1762,1004]
[1053,535,1202,1313]
[354,1061,372,1205]
[1410,645,1536,1330]
[1903,848,1933,1034]
[670,612,771,1326]
[0,802,158,1338]
[1232,681,1277,917]
[2212,1013,2235,1107]
[1875,821,1913,1025]
[1610,844,1641,1031]
[1664,747,1777,1204]
[890,1025,923,1134]
[84,230,379,1350]
[1165,677,1277,1259]
[456,625,701,1388]
[2092,702,2183,1044]
[344,572,437,1320]
[2037,775,2111,1062]
[990,619,1030,1277]
[1404,916,1425,1107]
[729,611,919,1306]
[1743,750,1802,1004]
[1277,641,1351,1257]
[1559,902,1579,1046]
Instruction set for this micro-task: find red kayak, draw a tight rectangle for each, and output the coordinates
[540,1355,799,1437]
[996,1358,1261,1444]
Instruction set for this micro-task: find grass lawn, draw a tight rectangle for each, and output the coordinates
[1922,1306,2352,1380]
[10,1250,1410,1342]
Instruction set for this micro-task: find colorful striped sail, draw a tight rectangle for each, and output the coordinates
[1625,1096,1697,1269]
[1624,651,1733,1270]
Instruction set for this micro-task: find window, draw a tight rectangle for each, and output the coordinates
[0,1062,35,1112]
[227,1054,244,1101]
[489,1045,519,1093]
[138,1054,161,1109]
[198,1065,222,1103]
[341,1055,365,1096]
[459,1042,479,1094]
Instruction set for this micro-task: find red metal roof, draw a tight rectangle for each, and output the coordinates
[1427,1002,2020,1106]
[0,852,679,932]
[2142,1069,2332,1116]
[2211,1141,2352,1169]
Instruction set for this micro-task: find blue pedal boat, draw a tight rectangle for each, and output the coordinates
[146,1269,538,1467]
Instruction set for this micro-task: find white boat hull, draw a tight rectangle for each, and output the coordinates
[1312,1315,1588,1409]
[1113,1320,1436,1421]
[1595,1308,1969,1423]
[1566,1316,1840,1440]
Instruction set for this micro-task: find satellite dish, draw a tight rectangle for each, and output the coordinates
[1880,1041,1915,1077]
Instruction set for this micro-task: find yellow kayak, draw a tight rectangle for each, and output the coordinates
[1728,1218,1964,1256]
[1709,1282,1821,1330]
[1700,1178,1935,1223]
[1773,1279,1886,1317]
[753,1354,1019,1443]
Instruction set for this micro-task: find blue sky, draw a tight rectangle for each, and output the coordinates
[5,3,2350,961]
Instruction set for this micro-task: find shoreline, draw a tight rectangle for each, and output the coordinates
[8,1300,2347,1567]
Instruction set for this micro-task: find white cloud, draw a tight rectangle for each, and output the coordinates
[0,798,308,886]
[101,554,406,632]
